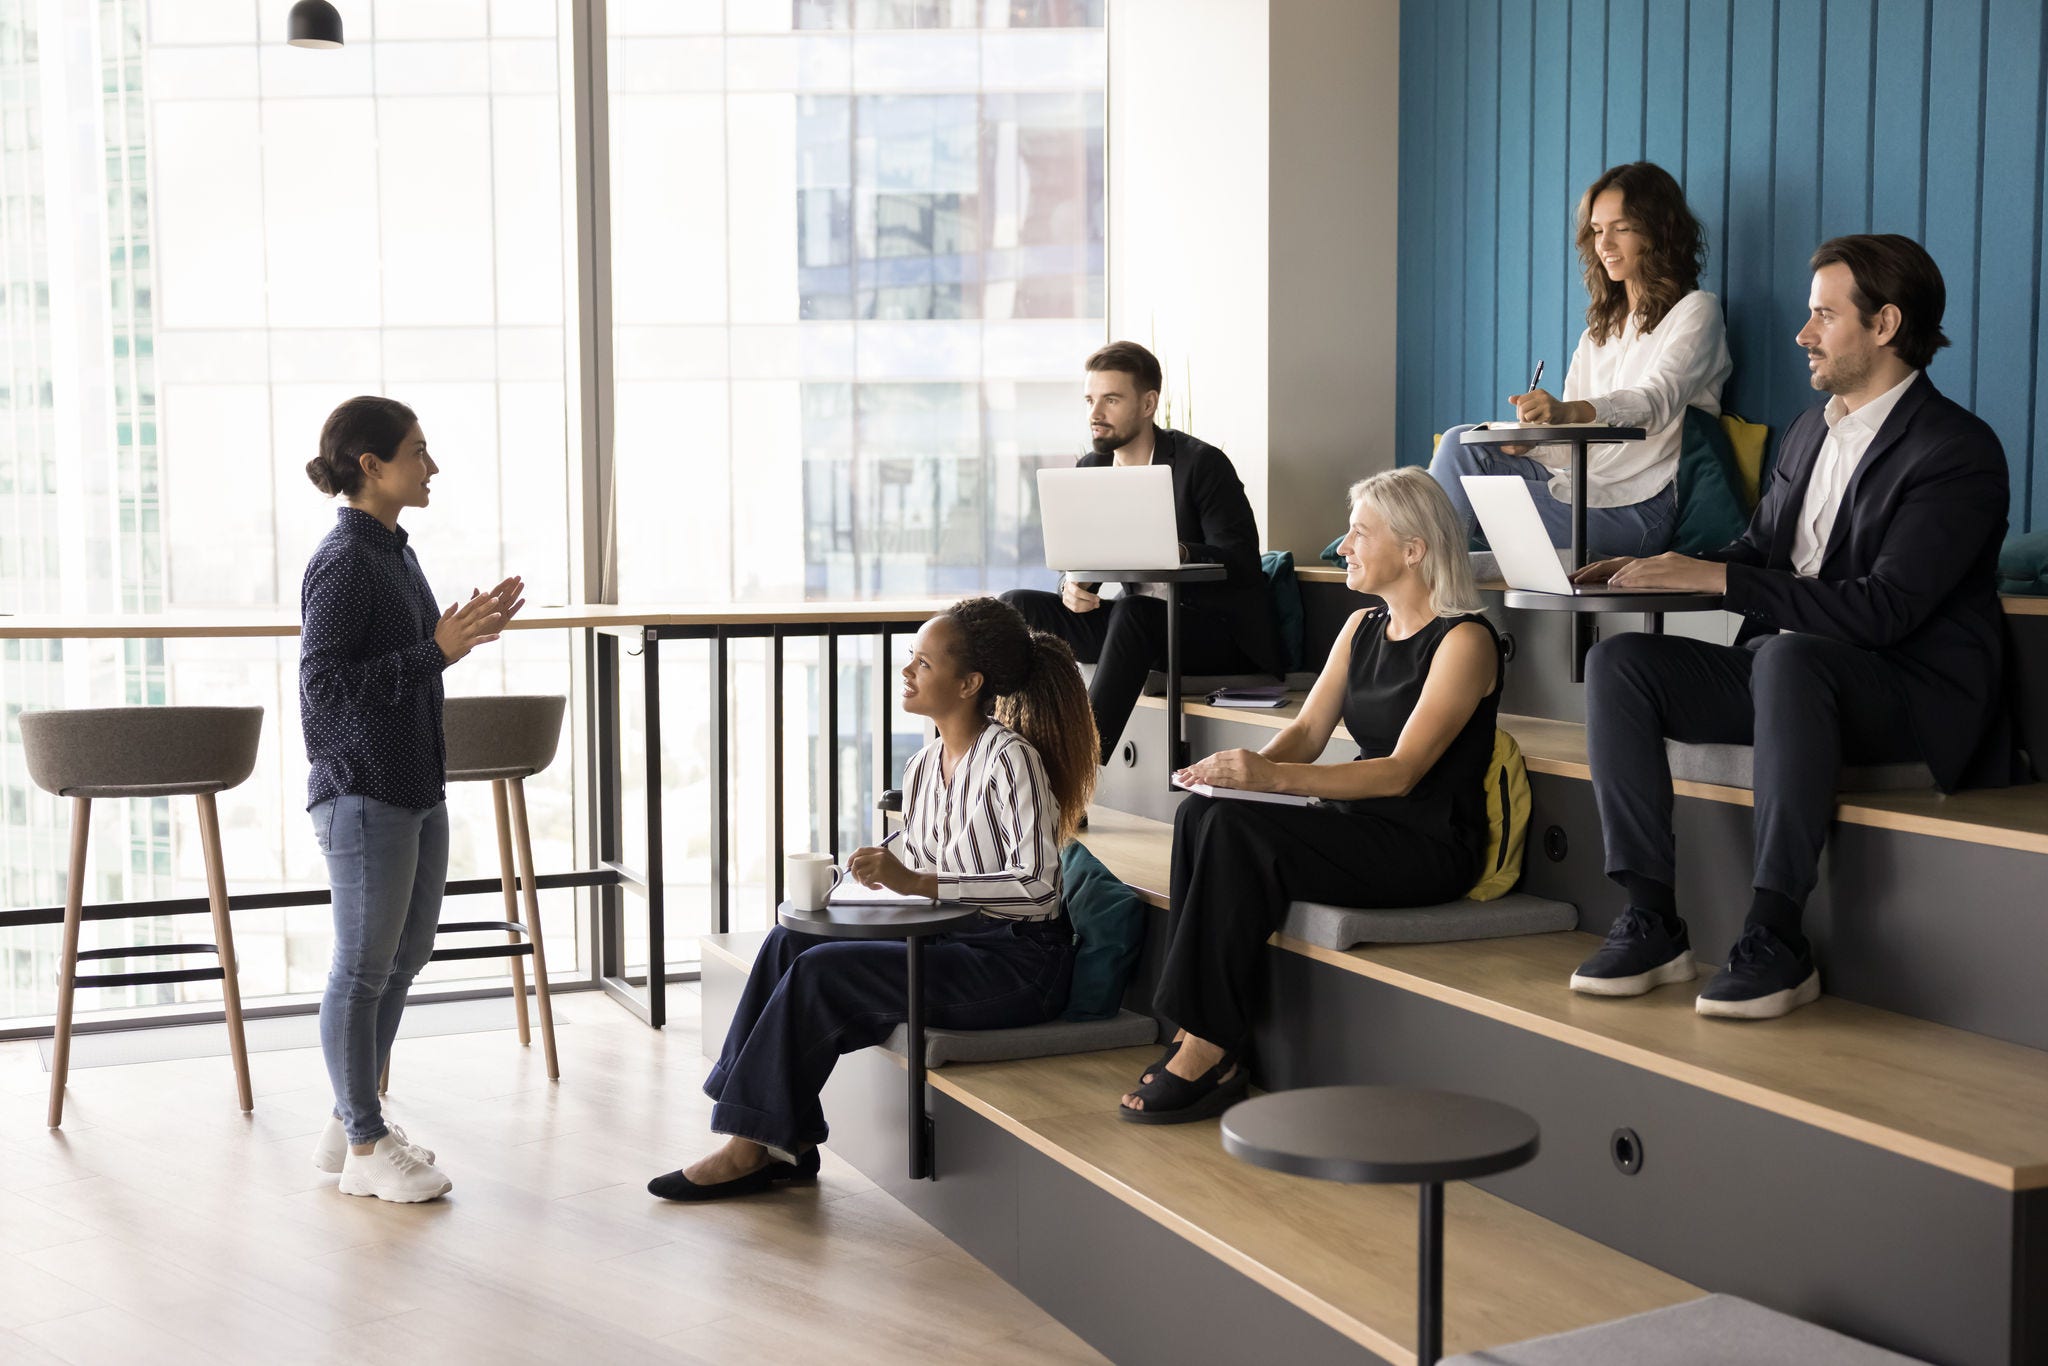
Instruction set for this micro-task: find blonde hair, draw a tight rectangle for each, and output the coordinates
[1346,467,1484,618]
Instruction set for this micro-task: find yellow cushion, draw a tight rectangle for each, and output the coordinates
[1719,413,1770,508]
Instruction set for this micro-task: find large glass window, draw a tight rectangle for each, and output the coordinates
[602,1,1104,974]
[0,0,581,1028]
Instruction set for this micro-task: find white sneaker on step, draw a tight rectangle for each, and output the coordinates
[337,1134,453,1203]
[312,1116,436,1174]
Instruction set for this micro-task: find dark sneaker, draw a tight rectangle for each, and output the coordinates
[1696,925,1820,1020]
[1569,907,1696,996]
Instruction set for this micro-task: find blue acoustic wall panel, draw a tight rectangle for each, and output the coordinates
[1397,0,2048,531]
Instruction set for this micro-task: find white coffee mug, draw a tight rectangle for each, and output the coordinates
[786,852,839,912]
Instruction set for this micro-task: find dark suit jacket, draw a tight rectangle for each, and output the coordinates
[1705,373,2015,790]
[1077,426,1285,675]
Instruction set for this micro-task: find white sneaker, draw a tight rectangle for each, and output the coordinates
[337,1134,453,1203]
[312,1116,436,1174]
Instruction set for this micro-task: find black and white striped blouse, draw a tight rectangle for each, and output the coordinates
[898,722,1062,920]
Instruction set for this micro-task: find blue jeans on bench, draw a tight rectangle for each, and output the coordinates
[1427,424,1678,560]
[706,915,1073,1157]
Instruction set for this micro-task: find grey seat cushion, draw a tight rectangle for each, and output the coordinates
[444,695,567,782]
[19,707,264,799]
[881,1007,1157,1067]
[1281,894,1576,950]
[1443,1293,1927,1364]
[1666,740,1934,792]
[1142,671,1321,696]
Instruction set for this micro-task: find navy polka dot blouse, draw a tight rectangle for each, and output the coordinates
[299,507,450,812]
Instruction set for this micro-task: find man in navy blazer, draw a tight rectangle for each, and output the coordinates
[1564,234,2014,1019]
[1004,341,1283,764]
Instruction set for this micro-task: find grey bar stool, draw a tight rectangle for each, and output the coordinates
[20,706,263,1128]
[386,695,565,1087]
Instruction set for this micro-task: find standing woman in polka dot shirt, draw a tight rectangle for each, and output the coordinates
[299,396,524,1204]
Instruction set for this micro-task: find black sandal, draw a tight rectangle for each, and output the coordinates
[1118,1055,1247,1125]
[1139,1038,1183,1086]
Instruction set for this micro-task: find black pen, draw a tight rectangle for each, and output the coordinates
[1525,359,1545,395]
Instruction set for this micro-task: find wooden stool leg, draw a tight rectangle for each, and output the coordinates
[47,796,91,1129]
[493,780,531,1046]
[507,779,558,1080]
[196,793,253,1113]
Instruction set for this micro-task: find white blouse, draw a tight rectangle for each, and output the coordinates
[898,722,1062,920]
[1535,288,1733,508]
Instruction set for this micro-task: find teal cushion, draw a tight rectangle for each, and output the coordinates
[1261,550,1307,671]
[1321,535,1345,565]
[1998,531,2048,595]
[1670,406,1752,555]
[1060,841,1147,1021]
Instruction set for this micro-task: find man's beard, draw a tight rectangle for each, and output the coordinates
[1090,422,1137,455]
[1809,348,1873,395]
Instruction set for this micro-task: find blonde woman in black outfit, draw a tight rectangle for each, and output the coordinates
[1121,467,1501,1122]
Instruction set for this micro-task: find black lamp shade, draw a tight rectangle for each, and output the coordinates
[287,0,344,48]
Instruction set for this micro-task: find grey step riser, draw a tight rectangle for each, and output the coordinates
[1524,771,2048,1053]
[698,950,1385,1366]
[1248,947,2041,1366]
[1095,708,2048,1050]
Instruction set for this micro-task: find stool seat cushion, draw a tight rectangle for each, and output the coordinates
[1665,740,1934,792]
[1281,894,1577,950]
[19,707,263,799]
[444,695,566,782]
[881,1008,1157,1067]
[1442,1294,1926,1365]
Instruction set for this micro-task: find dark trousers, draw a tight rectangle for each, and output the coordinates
[1586,631,1921,911]
[1002,589,1265,764]
[704,916,1073,1154]
[1157,795,1476,1050]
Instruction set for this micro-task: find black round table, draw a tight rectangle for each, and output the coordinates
[1221,1085,1540,1364]
[777,898,981,1181]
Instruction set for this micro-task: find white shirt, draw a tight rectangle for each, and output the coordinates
[1789,370,1919,578]
[899,722,1062,919]
[1538,289,1733,508]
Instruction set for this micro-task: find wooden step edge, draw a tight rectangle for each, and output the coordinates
[1269,933,2045,1193]
[1135,697,2048,856]
[921,1060,1421,1364]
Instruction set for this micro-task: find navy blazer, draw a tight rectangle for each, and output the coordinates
[1077,426,1285,675]
[1706,373,2014,790]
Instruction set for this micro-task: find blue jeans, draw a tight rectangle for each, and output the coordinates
[705,916,1073,1156]
[312,795,449,1144]
[1427,424,1678,560]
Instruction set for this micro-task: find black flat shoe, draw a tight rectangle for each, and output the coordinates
[648,1146,819,1202]
[1118,1055,1247,1126]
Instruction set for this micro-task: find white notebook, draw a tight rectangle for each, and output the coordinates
[826,874,933,907]
[1171,776,1320,807]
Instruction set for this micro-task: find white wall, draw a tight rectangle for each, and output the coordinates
[1106,0,1402,561]
[1107,0,1271,529]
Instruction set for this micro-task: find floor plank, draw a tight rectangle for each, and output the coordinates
[0,993,1106,1366]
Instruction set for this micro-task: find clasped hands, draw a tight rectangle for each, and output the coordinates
[434,575,525,664]
[1174,747,1276,792]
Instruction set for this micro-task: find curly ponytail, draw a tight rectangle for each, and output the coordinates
[944,597,1099,842]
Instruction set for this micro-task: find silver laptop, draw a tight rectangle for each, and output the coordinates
[1037,465,1181,572]
[1460,475,1688,595]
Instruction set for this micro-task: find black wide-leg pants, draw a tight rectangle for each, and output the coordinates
[1155,795,1477,1050]
[1001,589,1265,765]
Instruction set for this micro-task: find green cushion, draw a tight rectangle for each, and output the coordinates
[1060,841,1147,1022]
[1998,531,2048,596]
[1261,550,1307,671]
[1671,406,1751,555]
[1321,534,1345,566]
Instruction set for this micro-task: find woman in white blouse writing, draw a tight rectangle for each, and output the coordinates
[1429,160,1733,558]
[650,597,1098,1201]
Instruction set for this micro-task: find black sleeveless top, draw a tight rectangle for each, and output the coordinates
[1337,608,1502,869]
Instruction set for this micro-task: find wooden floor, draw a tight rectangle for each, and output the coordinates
[0,993,1107,1366]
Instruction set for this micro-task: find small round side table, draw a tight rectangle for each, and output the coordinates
[1221,1085,1540,1364]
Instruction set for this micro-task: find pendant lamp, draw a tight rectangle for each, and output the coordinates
[287,0,344,48]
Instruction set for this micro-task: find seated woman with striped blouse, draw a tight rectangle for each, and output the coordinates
[651,596,1098,1202]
